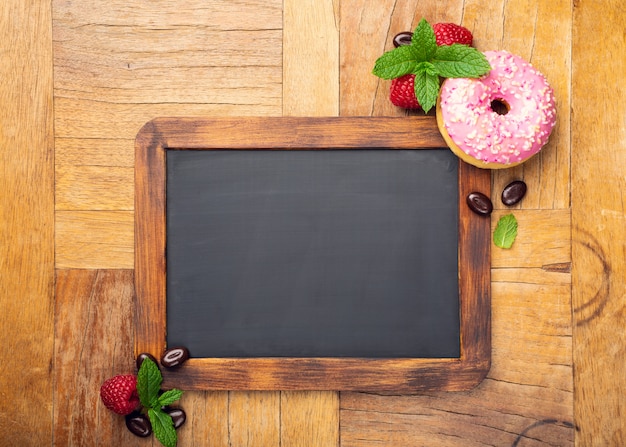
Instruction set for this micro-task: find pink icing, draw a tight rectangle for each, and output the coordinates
[439,50,556,165]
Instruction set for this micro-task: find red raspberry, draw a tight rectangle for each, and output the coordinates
[433,23,473,46]
[100,374,140,415]
[389,75,421,109]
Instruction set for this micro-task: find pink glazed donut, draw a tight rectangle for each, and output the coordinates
[436,50,556,169]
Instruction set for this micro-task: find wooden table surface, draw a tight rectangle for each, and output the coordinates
[2,0,624,445]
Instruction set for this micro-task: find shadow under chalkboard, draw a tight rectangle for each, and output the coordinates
[134,116,491,392]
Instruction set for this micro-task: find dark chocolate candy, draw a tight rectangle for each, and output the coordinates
[164,407,187,429]
[161,346,190,368]
[466,192,493,216]
[501,180,527,206]
[393,31,413,47]
[125,412,152,437]
[136,352,159,371]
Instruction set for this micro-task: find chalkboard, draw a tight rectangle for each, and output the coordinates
[166,149,460,358]
[135,116,491,392]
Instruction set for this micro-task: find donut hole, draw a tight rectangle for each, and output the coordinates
[490,99,510,115]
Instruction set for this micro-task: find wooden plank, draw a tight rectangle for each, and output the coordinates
[281,392,340,447]
[571,0,626,444]
[53,99,282,140]
[55,211,134,269]
[56,164,134,211]
[52,0,283,136]
[342,379,573,447]
[283,0,339,116]
[53,0,283,29]
[55,138,134,167]
[228,392,281,446]
[340,0,411,117]
[177,391,229,447]
[491,267,572,390]
[0,0,55,445]
[53,0,282,106]
[54,270,138,446]
[55,138,134,211]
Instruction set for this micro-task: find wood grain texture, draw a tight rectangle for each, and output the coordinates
[572,0,626,444]
[54,270,138,446]
[9,0,617,443]
[228,392,281,446]
[281,392,340,447]
[176,391,229,446]
[55,210,134,269]
[490,209,571,269]
[0,0,55,445]
[283,0,339,116]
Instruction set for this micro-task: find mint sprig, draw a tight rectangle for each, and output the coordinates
[372,18,491,113]
[493,213,518,249]
[137,358,184,447]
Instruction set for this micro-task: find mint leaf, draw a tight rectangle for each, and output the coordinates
[137,357,163,409]
[149,408,178,447]
[372,45,419,79]
[136,357,185,447]
[433,44,491,78]
[158,389,184,407]
[411,18,437,61]
[493,214,518,249]
[413,69,440,114]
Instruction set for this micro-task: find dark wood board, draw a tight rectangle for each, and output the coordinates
[134,116,491,392]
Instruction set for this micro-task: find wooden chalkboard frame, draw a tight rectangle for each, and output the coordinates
[135,116,491,392]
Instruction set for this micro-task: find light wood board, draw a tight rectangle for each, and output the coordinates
[0,1,55,445]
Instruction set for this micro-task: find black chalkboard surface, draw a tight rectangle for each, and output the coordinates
[166,149,459,358]
[134,116,491,392]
